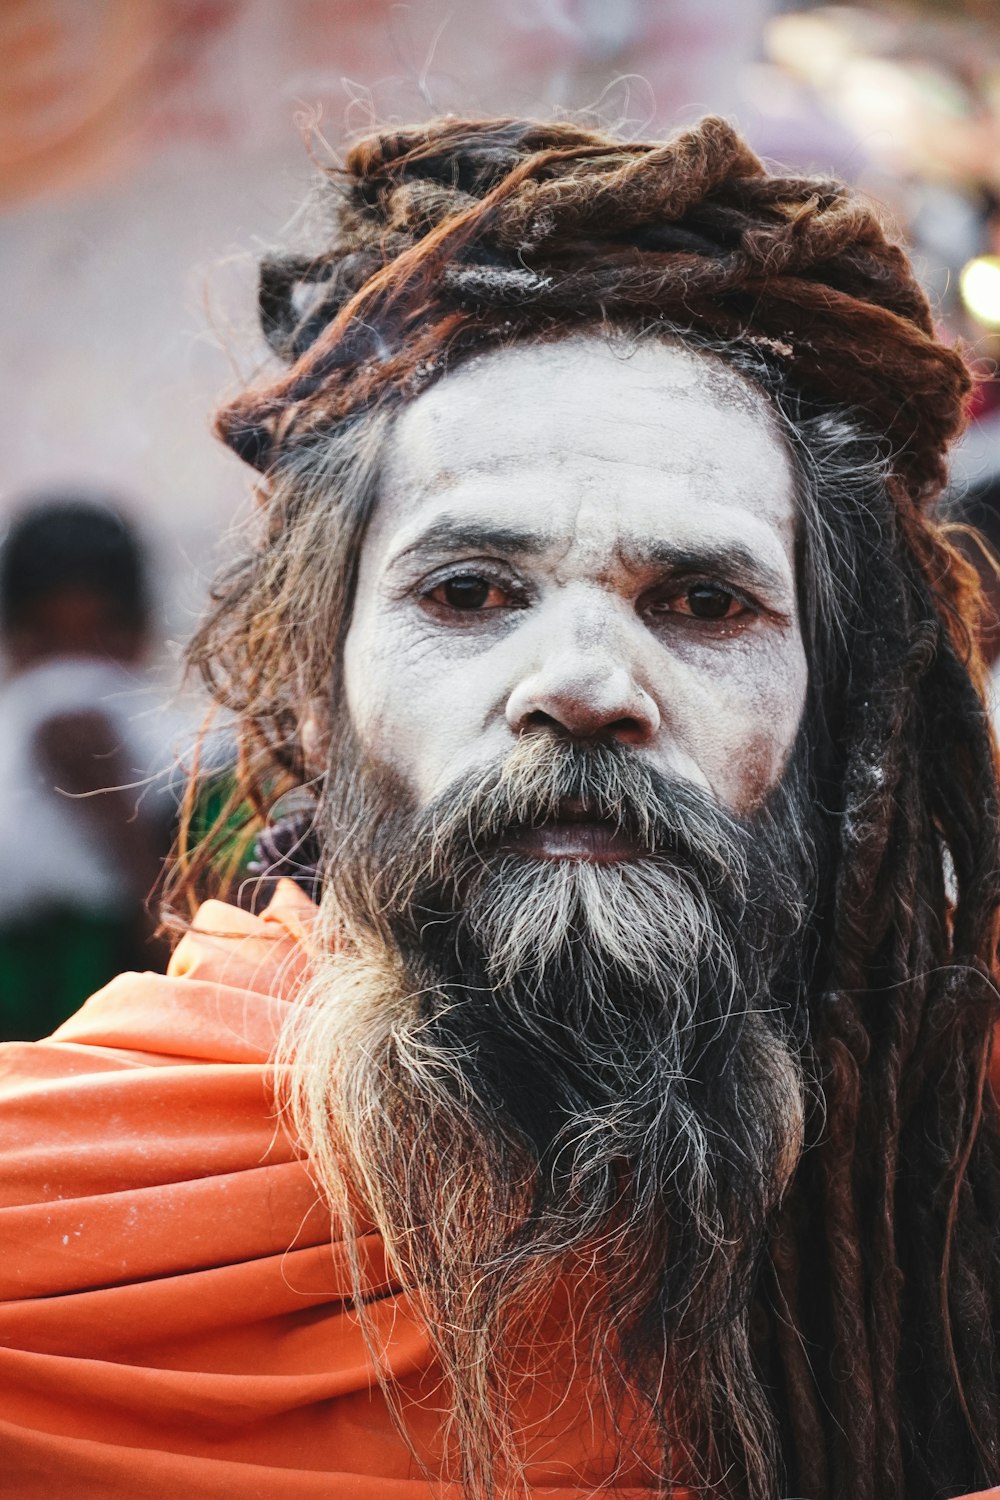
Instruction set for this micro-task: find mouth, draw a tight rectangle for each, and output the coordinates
[499,798,638,864]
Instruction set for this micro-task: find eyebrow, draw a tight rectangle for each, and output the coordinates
[391,517,553,565]
[390,518,791,601]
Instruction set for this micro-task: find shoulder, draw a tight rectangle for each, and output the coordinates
[0,885,426,1496]
[0,881,324,1297]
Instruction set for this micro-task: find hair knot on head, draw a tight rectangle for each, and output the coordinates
[215,113,972,509]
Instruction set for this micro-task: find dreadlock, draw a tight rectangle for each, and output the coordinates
[178,116,1000,1499]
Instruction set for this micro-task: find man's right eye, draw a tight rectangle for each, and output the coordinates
[425,574,509,611]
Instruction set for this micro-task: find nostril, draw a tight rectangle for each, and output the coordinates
[521,710,562,735]
[606,715,651,745]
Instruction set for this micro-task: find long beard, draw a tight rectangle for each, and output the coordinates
[280,731,818,1500]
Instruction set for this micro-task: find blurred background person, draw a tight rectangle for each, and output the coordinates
[0,497,176,1039]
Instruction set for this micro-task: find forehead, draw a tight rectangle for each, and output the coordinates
[373,336,797,569]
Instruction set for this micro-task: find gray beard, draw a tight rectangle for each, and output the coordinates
[280,730,818,1499]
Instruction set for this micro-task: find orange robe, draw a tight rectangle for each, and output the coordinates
[0,885,663,1496]
[0,883,996,1499]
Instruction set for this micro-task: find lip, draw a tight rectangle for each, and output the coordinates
[501,819,637,864]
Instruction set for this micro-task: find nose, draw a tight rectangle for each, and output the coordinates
[505,613,661,746]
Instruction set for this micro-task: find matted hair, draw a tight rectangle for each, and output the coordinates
[175,116,1000,1499]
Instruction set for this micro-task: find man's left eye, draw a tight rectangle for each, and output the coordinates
[426,574,510,611]
[677,584,744,620]
[648,583,749,622]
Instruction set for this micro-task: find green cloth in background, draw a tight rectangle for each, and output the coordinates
[0,909,144,1041]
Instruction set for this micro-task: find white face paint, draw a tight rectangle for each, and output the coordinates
[343,336,808,843]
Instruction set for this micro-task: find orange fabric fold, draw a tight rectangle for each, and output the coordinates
[2,882,993,1497]
[0,883,665,1497]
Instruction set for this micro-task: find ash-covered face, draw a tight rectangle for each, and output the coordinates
[343,335,808,854]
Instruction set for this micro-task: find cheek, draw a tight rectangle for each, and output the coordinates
[718,720,796,812]
[343,606,500,799]
[343,613,420,767]
[684,639,808,813]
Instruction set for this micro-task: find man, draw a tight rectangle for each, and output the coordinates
[0,115,998,1500]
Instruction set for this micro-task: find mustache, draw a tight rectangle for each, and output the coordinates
[409,733,748,880]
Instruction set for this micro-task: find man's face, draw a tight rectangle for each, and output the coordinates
[343,336,807,832]
[324,339,813,1459]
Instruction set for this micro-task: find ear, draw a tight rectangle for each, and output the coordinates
[301,708,331,775]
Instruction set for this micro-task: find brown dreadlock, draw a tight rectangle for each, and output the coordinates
[217,114,968,505]
[182,116,1000,1499]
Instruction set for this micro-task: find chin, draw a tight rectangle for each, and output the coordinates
[460,846,717,989]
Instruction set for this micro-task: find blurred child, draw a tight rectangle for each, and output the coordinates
[0,496,178,1037]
